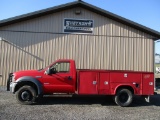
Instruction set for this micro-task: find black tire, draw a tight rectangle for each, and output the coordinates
[16,85,37,105]
[114,88,133,107]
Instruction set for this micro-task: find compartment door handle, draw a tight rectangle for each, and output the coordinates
[93,81,97,85]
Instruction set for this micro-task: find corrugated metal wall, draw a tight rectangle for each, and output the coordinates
[0,7,154,86]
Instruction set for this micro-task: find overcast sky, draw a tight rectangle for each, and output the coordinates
[1,0,160,53]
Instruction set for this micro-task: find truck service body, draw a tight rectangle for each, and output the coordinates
[7,59,154,107]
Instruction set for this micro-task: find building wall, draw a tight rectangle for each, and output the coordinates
[0,7,154,86]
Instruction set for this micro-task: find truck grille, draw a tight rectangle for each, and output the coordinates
[7,73,13,91]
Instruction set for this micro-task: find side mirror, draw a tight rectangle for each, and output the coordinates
[45,68,51,75]
[52,68,57,74]
[45,68,57,75]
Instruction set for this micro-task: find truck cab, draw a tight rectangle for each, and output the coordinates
[42,59,76,94]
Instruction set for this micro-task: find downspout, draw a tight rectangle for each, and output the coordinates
[154,40,160,90]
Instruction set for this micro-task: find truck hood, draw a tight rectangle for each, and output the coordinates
[13,70,44,81]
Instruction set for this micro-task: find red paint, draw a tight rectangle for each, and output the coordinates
[142,74,154,95]
[78,71,98,94]
[13,59,154,96]
[99,72,110,94]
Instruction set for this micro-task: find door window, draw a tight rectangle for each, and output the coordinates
[50,62,70,73]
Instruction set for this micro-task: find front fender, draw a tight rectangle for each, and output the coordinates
[14,76,43,95]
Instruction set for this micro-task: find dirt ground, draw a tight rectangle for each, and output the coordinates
[0,87,160,120]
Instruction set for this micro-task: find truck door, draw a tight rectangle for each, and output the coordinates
[43,62,74,94]
[78,71,98,94]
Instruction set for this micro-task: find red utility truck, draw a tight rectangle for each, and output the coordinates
[7,59,154,107]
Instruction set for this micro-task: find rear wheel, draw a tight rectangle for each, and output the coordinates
[16,85,37,105]
[114,88,133,107]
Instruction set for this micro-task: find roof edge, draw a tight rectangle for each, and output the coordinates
[79,2,160,39]
[0,0,160,39]
[0,1,80,26]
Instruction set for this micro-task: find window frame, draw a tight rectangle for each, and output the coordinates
[50,62,70,73]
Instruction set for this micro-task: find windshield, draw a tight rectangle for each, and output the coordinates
[38,68,43,71]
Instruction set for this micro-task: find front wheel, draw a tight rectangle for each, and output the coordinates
[114,88,133,107]
[16,85,37,105]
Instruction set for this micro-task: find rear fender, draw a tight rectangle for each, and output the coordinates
[113,84,135,95]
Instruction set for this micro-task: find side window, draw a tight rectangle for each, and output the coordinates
[51,62,70,73]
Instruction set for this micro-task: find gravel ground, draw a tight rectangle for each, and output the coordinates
[0,87,160,120]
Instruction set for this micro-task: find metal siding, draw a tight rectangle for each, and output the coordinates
[0,7,154,86]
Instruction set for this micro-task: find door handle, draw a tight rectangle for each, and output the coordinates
[67,76,72,80]
[93,81,97,85]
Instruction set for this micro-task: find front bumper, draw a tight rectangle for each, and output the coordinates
[10,82,17,93]
[6,73,17,93]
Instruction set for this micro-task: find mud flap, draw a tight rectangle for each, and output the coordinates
[144,95,150,103]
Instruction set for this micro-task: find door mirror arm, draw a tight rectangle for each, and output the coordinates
[45,68,57,75]
[45,68,52,75]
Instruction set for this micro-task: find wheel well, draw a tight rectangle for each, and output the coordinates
[116,86,134,94]
[15,81,38,94]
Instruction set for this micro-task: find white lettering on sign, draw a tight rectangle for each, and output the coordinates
[64,18,94,34]
[66,21,93,27]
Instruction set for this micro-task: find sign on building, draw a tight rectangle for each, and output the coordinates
[63,18,93,34]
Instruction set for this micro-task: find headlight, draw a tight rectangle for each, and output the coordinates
[11,75,15,82]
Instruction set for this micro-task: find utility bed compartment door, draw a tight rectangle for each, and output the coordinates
[78,71,98,94]
[99,72,110,94]
[142,74,154,95]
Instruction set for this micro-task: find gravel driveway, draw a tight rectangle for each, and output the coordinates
[0,87,160,120]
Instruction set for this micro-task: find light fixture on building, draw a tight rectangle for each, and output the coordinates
[75,10,81,15]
